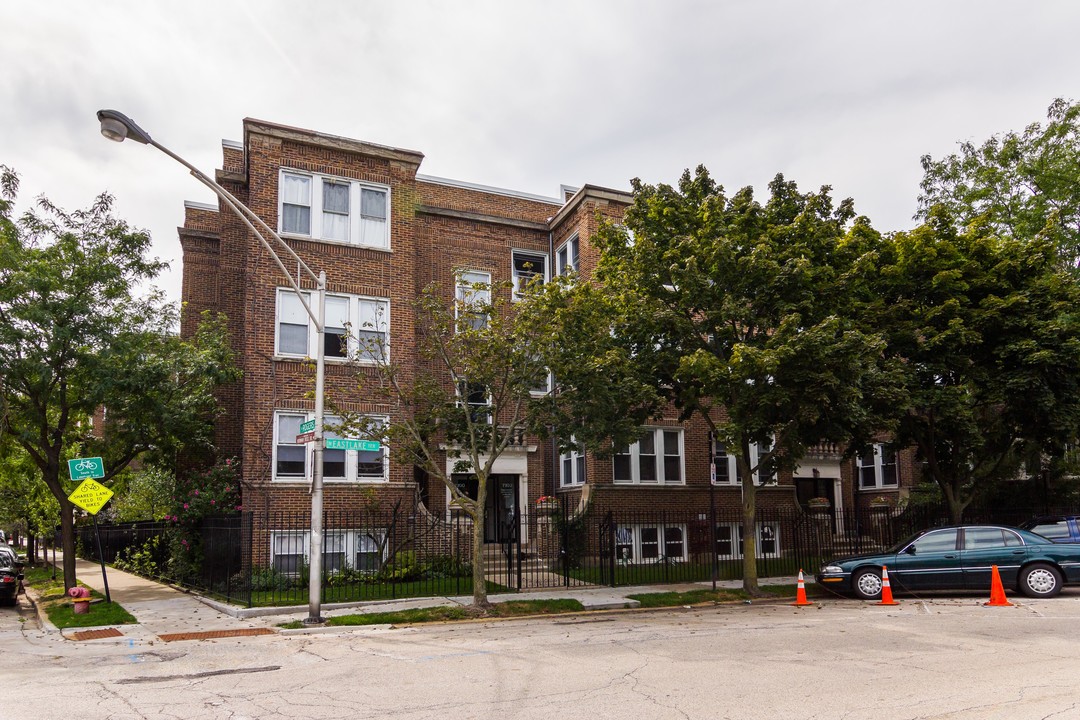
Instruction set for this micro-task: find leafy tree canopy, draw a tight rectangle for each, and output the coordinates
[863,207,1080,521]
[0,165,239,588]
[586,166,895,592]
[918,98,1080,271]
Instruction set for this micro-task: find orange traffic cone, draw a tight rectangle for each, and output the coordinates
[876,565,899,605]
[985,565,1013,607]
[793,569,813,606]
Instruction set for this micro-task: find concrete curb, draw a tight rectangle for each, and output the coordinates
[21,587,60,634]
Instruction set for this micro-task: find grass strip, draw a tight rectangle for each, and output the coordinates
[22,564,138,629]
[626,588,749,607]
[280,598,586,629]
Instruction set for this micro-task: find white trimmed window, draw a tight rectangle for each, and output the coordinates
[857,444,898,490]
[279,170,389,248]
[614,428,684,485]
[712,437,775,486]
[556,235,579,276]
[715,523,781,559]
[512,250,548,300]
[615,524,687,563]
[273,411,388,483]
[270,529,386,576]
[560,438,585,487]
[456,270,491,331]
[276,289,389,363]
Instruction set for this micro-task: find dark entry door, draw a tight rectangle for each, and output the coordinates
[487,474,519,543]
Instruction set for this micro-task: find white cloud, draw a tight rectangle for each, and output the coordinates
[2,0,1077,303]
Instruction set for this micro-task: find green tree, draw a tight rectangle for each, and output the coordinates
[589,167,893,594]
[918,98,1080,270]
[348,277,656,607]
[0,166,239,590]
[864,208,1080,522]
[0,446,60,562]
[106,466,175,523]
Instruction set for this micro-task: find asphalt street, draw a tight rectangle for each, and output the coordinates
[3,589,1080,720]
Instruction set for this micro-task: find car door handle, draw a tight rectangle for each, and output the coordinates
[1012,550,1025,555]
[944,554,956,559]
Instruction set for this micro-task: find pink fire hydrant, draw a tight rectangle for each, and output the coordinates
[68,586,91,614]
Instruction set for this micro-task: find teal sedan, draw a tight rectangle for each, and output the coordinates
[816,525,1080,599]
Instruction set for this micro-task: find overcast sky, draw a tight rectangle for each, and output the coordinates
[2,1,1078,304]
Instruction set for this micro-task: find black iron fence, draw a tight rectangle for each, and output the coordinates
[78,502,1076,607]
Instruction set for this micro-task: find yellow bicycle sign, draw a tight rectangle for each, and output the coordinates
[68,479,114,515]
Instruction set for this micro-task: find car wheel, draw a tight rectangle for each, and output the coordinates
[852,568,883,600]
[1019,563,1062,598]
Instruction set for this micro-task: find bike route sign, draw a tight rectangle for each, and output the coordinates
[68,479,114,515]
[68,457,105,480]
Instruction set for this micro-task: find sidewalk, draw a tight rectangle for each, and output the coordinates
[34,553,797,642]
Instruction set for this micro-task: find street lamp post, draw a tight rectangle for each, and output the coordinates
[97,110,328,624]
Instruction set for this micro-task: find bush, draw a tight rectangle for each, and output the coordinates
[379,550,421,581]
[113,535,167,577]
[421,554,472,579]
[249,566,295,592]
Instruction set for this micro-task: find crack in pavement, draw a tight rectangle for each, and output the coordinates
[114,665,281,685]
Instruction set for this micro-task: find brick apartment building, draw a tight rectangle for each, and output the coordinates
[178,118,918,572]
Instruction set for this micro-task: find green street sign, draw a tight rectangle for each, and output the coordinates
[299,419,316,434]
[68,457,105,480]
[325,438,381,452]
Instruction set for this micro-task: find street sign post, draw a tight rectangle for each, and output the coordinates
[67,457,105,481]
[67,476,114,603]
[325,438,381,451]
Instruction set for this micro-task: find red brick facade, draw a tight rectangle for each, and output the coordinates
[178,119,918,566]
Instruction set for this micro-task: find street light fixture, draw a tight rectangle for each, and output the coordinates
[97,109,329,624]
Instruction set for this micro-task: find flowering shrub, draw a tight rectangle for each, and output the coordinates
[167,458,242,524]
[164,458,242,582]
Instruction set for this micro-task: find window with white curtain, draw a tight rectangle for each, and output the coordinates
[614,428,684,485]
[275,289,389,362]
[270,529,386,576]
[279,170,389,248]
[715,523,781,558]
[614,524,687,563]
[281,174,311,235]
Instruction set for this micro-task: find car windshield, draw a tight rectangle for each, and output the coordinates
[886,530,929,554]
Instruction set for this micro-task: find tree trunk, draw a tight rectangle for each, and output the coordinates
[741,476,760,595]
[470,472,490,608]
[59,499,76,590]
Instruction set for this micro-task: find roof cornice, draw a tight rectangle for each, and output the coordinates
[243,118,425,166]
